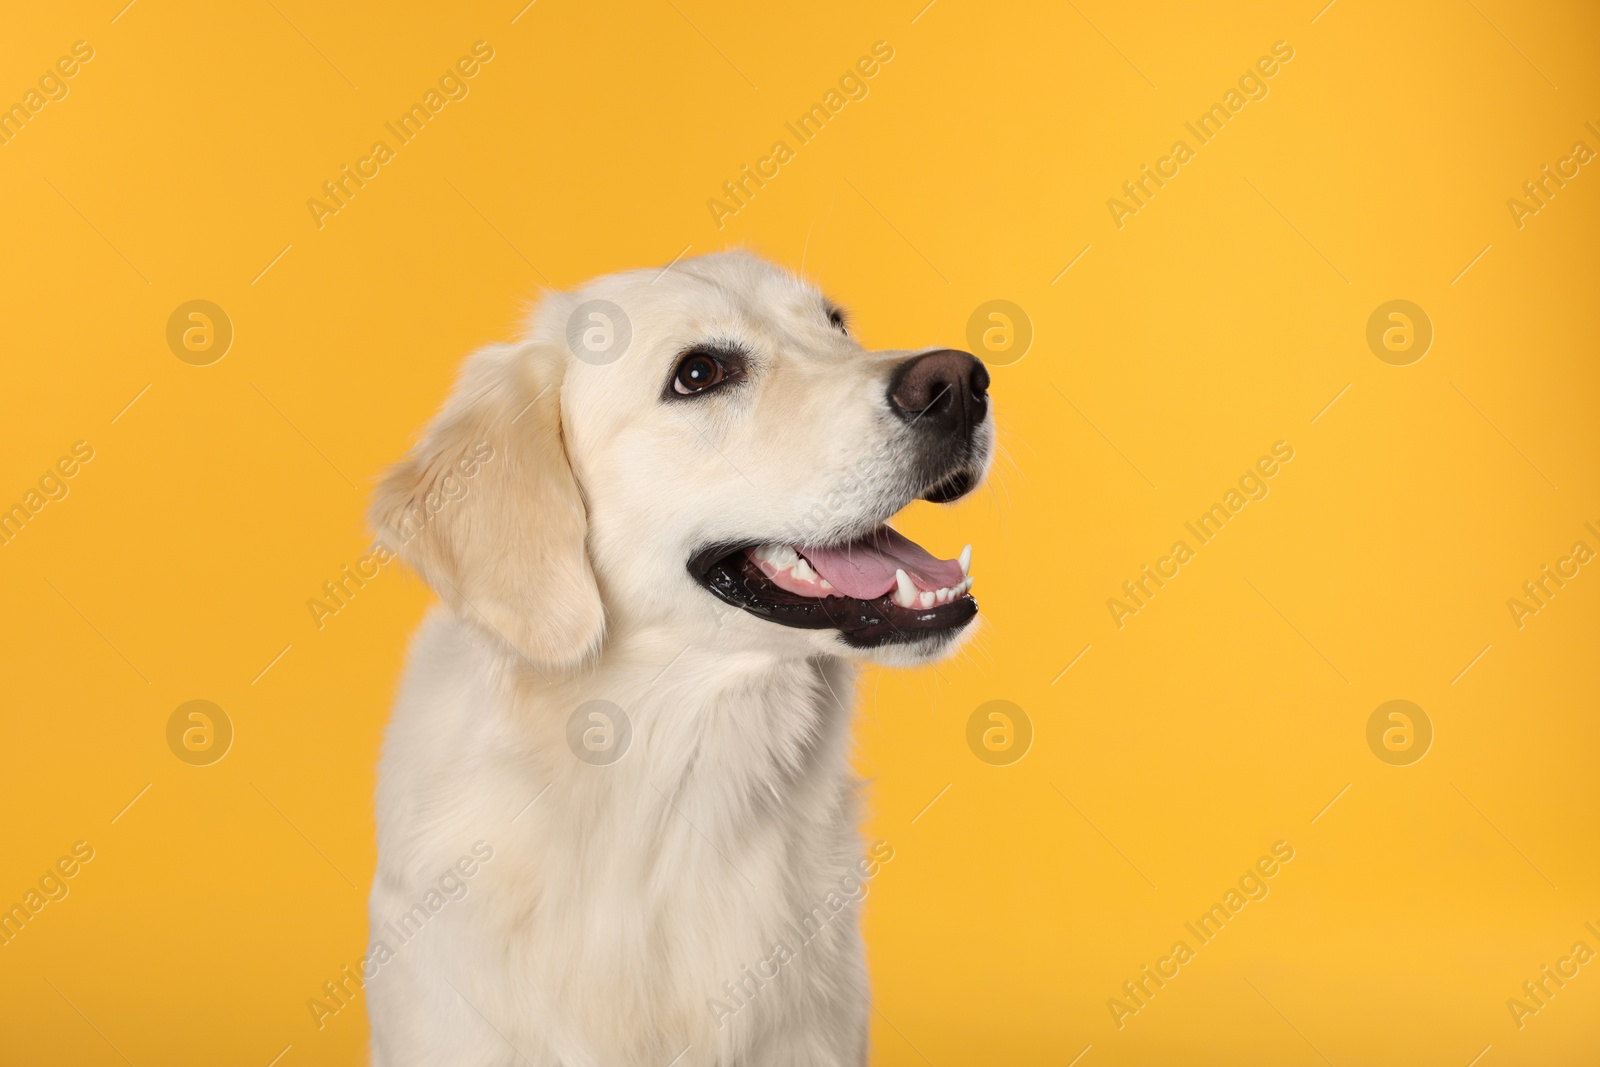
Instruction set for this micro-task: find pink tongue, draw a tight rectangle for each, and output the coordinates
[800,527,965,600]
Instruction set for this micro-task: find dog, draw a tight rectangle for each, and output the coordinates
[365,251,993,1066]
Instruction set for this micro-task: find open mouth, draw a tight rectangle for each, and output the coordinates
[689,526,976,647]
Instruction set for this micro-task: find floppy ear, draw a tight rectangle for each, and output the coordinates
[370,341,604,672]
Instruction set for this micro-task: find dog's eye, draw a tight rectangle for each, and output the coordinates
[673,352,726,395]
[828,309,848,335]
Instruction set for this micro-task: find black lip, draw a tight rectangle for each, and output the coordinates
[688,543,976,648]
[921,468,976,503]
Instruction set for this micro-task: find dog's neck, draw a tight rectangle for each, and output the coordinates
[497,624,860,824]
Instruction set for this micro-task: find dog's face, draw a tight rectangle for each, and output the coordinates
[372,252,992,671]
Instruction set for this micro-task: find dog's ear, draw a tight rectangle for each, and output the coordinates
[370,341,603,672]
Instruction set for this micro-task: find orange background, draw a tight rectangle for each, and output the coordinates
[2,1,1598,1064]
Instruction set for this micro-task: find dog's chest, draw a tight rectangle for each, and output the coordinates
[468,736,861,1057]
[377,630,867,1059]
[482,661,859,1037]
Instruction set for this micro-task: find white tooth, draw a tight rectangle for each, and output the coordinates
[772,545,798,568]
[893,569,918,608]
[919,590,935,608]
[958,544,971,576]
[820,579,834,592]
[793,557,817,581]
[935,587,950,604]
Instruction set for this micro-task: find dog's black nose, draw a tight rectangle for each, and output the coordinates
[888,349,989,434]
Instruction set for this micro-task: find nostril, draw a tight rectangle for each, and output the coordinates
[888,348,985,423]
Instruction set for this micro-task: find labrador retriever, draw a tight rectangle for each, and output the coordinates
[366,251,992,1066]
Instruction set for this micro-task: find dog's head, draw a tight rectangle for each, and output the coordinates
[372,252,993,674]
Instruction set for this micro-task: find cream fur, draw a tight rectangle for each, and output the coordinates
[366,252,991,1066]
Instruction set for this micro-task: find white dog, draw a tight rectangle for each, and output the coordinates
[365,252,993,1066]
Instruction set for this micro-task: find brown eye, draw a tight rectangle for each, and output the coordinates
[673,352,726,395]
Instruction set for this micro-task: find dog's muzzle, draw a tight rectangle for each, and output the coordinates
[887,348,990,503]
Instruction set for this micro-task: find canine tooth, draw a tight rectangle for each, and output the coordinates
[820,579,834,592]
[792,557,817,581]
[893,569,918,608]
[919,590,935,608]
[958,544,971,576]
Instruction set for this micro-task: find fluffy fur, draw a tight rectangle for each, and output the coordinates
[366,252,992,1066]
